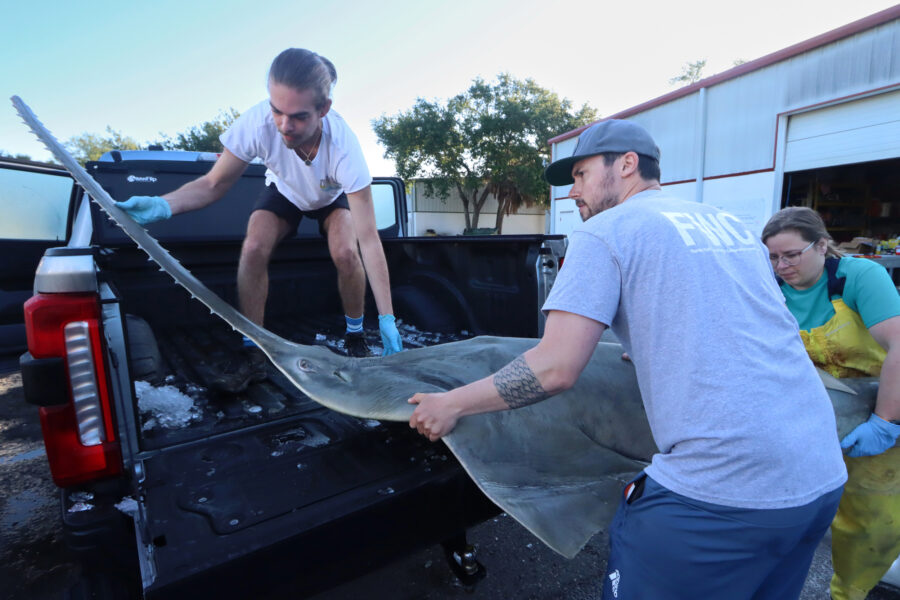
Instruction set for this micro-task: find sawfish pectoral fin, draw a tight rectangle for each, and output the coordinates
[443,418,646,559]
[817,368,857,395]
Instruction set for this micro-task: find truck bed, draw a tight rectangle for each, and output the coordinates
[102,267,494,597]
[140,379,489,598]
[138,312,463,449]
[10,156,560,598]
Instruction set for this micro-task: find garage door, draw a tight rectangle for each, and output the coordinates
[784,89,900,172]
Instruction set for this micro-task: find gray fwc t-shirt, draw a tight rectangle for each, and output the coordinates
[543,189,847,509]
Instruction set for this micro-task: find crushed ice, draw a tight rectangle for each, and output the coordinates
[115,497,138,515]
[135,380,201,430]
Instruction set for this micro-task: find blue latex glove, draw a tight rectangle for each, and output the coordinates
[378,314,403,356]
[114,195,172,226]
[840,413,900,457]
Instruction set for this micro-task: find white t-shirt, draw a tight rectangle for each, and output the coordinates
[220,100,372,211]
[543,189,847,509]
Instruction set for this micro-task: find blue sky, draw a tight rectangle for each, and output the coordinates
[2,0,897,175]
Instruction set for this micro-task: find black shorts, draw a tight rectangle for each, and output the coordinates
[252,184,349,238]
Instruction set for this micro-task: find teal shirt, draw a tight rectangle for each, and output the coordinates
[780,256,900,331]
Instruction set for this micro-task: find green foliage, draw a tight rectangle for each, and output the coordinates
[373,74,596,232]
[669,59,707,86]
[0,150,33,161]
[63,109,240,165]
[66,127,141,165]
[155,108,239,152]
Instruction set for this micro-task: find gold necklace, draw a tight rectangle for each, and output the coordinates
[296,126,322,166]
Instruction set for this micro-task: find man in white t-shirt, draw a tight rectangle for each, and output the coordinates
[116,48,403,392]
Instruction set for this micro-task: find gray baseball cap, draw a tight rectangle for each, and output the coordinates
[544,119,660,186]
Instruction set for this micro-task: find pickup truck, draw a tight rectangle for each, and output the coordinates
[2,152,566,599]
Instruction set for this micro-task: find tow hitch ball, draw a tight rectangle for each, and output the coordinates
[453,546,478,576]
[442,534,486,588]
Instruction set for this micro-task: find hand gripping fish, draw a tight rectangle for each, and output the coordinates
[12,95,875,559]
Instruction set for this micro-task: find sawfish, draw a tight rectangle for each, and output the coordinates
[12,95,878,559]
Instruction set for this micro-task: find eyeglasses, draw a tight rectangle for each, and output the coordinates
[769,240,815,267]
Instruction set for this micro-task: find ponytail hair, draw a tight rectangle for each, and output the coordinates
[268,48,336,110]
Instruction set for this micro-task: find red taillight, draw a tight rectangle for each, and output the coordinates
[24,293,122,486]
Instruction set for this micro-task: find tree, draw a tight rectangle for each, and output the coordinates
[67,127,141,165]
[373,75,596,233]
[669,59,707,86]
[64,109,240,165]
[155,108,239,152]
[0,150,32,161]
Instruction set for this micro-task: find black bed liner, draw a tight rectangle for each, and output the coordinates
[134,310,467,450]
[127,313,491,597]
[141,410,494,597]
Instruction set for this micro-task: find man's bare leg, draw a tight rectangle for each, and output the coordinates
[203,210,291,392]
[322,208,370,357]
[238,210,293,326]
[323,208,366,318]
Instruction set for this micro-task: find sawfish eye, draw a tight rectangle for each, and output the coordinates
[297,359,313,372]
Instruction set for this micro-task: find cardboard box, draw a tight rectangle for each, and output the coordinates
[838,237,876,254]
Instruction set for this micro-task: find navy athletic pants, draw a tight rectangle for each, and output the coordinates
[601,473,842,599]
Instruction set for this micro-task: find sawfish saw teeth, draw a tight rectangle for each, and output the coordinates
[13,94,271,372]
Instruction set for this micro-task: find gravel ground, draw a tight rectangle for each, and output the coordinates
[2,368,898,600]
[0,371,82,599]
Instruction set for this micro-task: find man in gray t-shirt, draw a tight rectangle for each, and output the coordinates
[408,120,846,599]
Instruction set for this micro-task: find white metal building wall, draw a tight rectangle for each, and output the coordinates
[782,22,899,108]
[550,137,580,237]
[549,15,900,237]
[704,65,785,176]
[627,95,700,183]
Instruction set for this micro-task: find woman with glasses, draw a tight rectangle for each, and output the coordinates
[762,206,900,600]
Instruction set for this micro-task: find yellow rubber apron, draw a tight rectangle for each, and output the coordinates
[798,259,900,600]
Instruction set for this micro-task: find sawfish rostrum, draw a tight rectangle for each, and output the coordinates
[13,95,879,560]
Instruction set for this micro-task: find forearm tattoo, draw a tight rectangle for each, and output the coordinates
[494,355,550,409]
